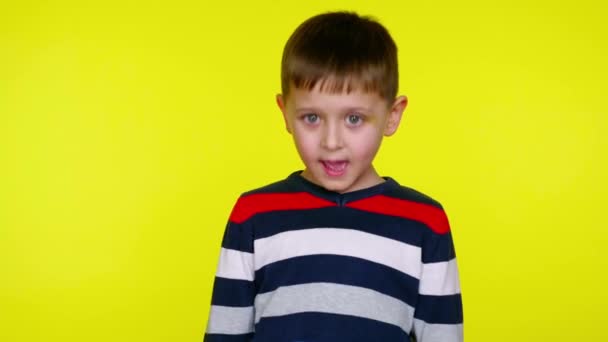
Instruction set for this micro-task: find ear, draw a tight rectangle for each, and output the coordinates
[384,95,408,136]
[276,94,292,134]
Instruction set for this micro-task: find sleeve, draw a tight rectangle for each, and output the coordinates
[204,198,256,342]
[411,210,463,342]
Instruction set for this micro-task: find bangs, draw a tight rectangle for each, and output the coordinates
[288,58,388,96]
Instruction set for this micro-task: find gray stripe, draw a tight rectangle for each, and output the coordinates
[254,282,414,333]
[206,305,254,335]
[413,319,463,342]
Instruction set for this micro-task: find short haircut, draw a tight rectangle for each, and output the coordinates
[281,11,399,103]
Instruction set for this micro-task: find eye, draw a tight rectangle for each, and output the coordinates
[346,114,363,126]
[303,113,320,124]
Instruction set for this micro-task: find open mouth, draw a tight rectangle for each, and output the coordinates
[321,160,348,176]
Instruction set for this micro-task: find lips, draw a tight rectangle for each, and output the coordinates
[321,160,348,176]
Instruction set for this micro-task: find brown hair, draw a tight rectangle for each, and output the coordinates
[281,11,398,103]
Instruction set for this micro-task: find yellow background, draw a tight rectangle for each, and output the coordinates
[1,1,606,341]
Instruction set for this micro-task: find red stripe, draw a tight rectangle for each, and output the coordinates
[229,192,337,224]
[346,195,451,234]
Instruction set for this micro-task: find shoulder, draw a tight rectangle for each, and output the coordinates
[385,180,444,210]
[351,178,450,235]
[228,176,333,224]
[240,177,297,197]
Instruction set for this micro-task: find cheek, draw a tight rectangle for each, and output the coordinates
[350,129,383,159]
[292,129,318,160]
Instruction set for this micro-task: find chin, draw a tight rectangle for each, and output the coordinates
[306,169,356,193]
[320,179,353,193]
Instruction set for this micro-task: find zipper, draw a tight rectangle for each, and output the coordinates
[337,195,346,207]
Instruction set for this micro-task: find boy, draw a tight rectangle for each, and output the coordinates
[204,11,463,342]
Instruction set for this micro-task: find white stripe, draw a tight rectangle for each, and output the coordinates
[254,228,422,278]
[254,282,415,333]
[206,305,254,335]
[413,319,463,342]
[420,258,461,296]
[216,248,254,281]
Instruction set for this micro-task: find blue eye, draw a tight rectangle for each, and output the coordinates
[303,113,319,124]
[346,114,363,126]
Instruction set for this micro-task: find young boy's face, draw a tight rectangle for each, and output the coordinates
[277,83,407,194]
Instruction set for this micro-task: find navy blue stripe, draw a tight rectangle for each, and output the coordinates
[421,231,456,263]
[415,294,463,324]
[252,207,427,247]
[254,312,409,341]
[210,277,255,307]
[204,333,254,342]
[384,184,443,209]
[222,222,254,253]
[255,254,419,307]
[222,214,455,264]
[242,177,299,196]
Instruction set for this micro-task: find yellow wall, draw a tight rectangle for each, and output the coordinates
[1,1,606,341]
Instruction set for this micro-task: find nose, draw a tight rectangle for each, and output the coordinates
[320,122,343,151]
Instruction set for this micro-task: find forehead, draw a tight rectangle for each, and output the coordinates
[286,82,388,111]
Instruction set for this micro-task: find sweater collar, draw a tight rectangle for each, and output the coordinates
[286,170,399,206]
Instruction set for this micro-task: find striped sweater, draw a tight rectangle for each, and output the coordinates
[204,172,463,342]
